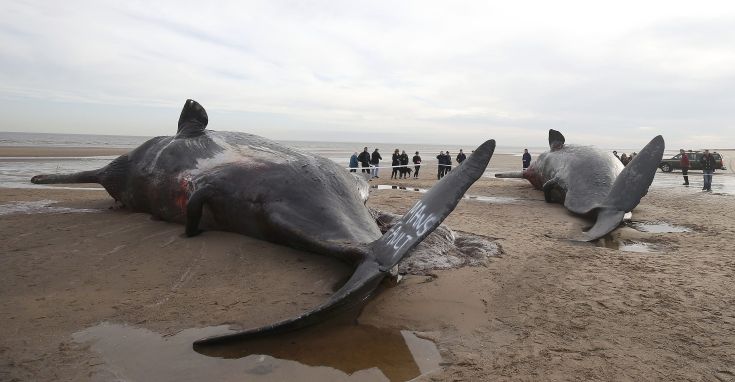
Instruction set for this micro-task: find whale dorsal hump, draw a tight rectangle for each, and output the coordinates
[549,129,565,151]
[177,99,208,137]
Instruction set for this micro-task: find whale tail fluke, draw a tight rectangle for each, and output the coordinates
[193,139,496,346]
[577,135,665,241]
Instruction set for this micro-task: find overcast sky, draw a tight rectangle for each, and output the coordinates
[1,0,734,148]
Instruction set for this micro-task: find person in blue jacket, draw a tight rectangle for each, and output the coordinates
[349,152,359,172]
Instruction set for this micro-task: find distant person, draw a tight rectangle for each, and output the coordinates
[456,149,467,165]
[613,150,620,161]
[370,148,382,178]
[399,150,410,179]
[445,151,452,174]
[436,151,446,179]
[700,149,716,191]
[391,149,400,179]
[412,151,422,178]
[358,147,371,174]
[522,148,532,169]
[349,152,358,173]
[679,149,690,186]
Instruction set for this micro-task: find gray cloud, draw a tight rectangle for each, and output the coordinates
[0,0,733,149]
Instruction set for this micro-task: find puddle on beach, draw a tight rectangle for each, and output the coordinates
[0,199,101,216]
[73,322,441,382]
[371,184,517,204]
[627,221,691,233]
[596,236,656,253]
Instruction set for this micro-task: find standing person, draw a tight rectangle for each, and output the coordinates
[700,149,716,191]
[522,149,532,170]
[456,149,467,165]
[391,149,400,180]
[370,148,382,179]
[436,151,445,179]
[349,152,358,172]
[679,149,690,186]
[412,151,422,178]
[445,151,452,174]
[358,147,371,174]
[620,153,629,166]
[399,150,409,179]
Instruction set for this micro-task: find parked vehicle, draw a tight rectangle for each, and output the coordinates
[659,151,726,172]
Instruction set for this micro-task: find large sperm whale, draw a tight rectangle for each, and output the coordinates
[32,99,496,345]
[496,129,664,241]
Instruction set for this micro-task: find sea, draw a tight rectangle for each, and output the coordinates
[0,131,732,195]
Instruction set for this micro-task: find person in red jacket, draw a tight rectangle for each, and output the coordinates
[679,149,690,186]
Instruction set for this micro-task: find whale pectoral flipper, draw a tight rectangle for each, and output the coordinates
[193,139,496,346]
[542,177,561,203]
[185,188,213,237]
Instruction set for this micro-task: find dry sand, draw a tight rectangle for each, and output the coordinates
[1,147,733,381]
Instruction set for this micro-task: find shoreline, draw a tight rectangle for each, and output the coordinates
[0,146,131,157]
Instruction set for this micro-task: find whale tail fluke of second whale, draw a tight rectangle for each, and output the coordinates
[577,135,665,241]
[193,139,496,346]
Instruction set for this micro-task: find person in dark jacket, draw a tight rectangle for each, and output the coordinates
[522,148,532,169]
[399,150,409,179]
[445,151,452,174]
[412,151,422,178]
[436,151,445,179]
[456,149,467,165]
[391,149,400,179]
[370,148,382,178]
[349,152,358,172]
[679,149,690,186]
[357,147,371,174]
[700,149,716,191]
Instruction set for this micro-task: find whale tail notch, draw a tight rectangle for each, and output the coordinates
[577,135,665,241]
[193,139,496,346]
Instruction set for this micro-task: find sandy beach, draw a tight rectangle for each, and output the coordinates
[1,146,734,381]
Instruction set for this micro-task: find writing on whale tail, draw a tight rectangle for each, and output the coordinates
[579,135,665,241]
[193,139,496,346]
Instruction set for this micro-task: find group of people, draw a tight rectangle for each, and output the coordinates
[612,151,637,166]
[679,149,717,191]
[436,150,467,179]
[613,148,719,191]
[390,149,419,179]
[348,147,468,180]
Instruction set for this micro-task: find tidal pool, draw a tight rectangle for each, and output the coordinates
[74,321,441,382]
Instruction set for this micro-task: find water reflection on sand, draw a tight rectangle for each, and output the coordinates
[74,322,441,382]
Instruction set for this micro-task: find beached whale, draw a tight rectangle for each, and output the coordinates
[495,129,664,241]
[31,99,496,345]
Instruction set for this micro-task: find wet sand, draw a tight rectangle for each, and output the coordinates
[1,147,734,381]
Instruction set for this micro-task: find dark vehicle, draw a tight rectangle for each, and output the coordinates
[659,151,726,172]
